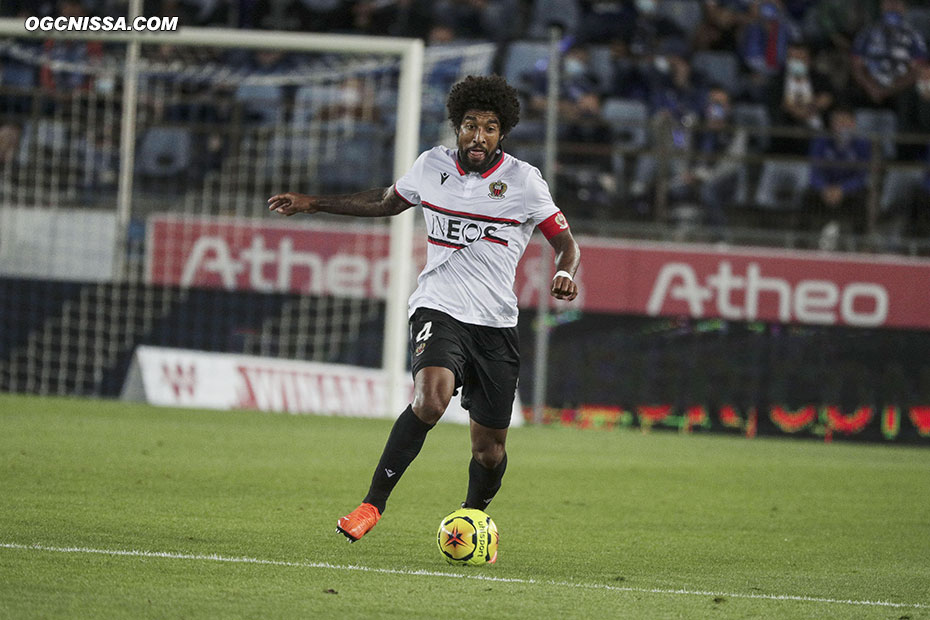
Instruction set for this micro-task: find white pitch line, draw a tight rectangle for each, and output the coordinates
[2,542,927,610]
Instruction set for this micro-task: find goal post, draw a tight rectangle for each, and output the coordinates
[0,19,422,414]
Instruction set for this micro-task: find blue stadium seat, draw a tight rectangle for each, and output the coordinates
[880,166,925,213]
[234,83,284,126]
[16,119,68,166]
[732,102,771,151]
[855,108,897,160]
[588,45,614,94]
[136,126,193,178]
[293,84,348,128]
[754,159,810,209]
[602,98,649,150]
[526,0,581,39]
[502,41,550,91]
[692,51,740,93]
[657,0,705,38]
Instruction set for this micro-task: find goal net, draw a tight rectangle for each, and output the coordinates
[0,25,494,409]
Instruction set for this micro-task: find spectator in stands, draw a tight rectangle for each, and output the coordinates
[293,0,355,32]
[631,86,746,230]
[682,86,748,231]
[39,0,103,93]
[739,0,801,102]
[351,0,434,38]
[851,0,928,109]
[523,43,601,118]
[627,0,687,58]
[900,63,930,134]
[576,0,636,44]
[810,0,879,52]
[765,41,834,153]
[426,0,520,42]
[694,0,755,51]
[805,106,872,249]
[645,38,708,122]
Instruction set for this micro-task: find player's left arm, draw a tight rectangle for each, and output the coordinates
[547,228,580,301]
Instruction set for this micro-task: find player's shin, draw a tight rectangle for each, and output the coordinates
[362,404,435,512]
[464,452,507,510]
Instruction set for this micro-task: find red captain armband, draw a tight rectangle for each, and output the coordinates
[538,211,570,240]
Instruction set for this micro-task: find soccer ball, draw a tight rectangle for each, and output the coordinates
[436,508,498,566]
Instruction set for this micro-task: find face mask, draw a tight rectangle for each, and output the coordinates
[884,11,903,26]
[564,58,585,77]
[95,74,115,95]
[707,102,728,121]
[787,59,808,77]
[653,55,670,74]
[760,2,778,19]
[835,128,854,144]
[635,0,656,15]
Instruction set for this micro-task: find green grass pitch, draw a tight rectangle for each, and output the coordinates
[1,393,928,619]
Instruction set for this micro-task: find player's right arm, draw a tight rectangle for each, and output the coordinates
[267,186,411,218]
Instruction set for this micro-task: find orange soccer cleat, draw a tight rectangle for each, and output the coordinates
[336,502,381,542]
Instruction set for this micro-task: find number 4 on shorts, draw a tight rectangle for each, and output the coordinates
[416,321,433,343]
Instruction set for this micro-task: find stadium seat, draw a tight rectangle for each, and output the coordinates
[754,159,810,209]
[525,0,581,39]
[732,102,771,151]
[908,7,930,40]
[855,108,898,160]
[880,166,925,213]
[602,98,649,150]
[691,51,740,93]
[657,0,704,38]
[587,45,614,94]
[16,119,68,167]
[136,126,193,178]
[234,83,284,126]
[502,41,551,92]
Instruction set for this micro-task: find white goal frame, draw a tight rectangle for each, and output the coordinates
[0,18,423,415]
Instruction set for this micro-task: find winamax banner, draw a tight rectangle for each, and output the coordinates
[121,346,523,426]
[146,214,930,329]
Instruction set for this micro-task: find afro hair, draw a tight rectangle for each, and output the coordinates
[446,75,521,136]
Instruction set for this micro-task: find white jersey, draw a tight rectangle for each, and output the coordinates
[394,146,568,328]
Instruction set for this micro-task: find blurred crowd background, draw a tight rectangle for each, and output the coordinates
[2,0,930,253]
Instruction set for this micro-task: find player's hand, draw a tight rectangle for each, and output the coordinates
[267,192,318,216]
[551,274,578,301]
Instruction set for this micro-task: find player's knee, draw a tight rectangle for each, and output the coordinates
[472,443,505,469]
[412,392,450,425]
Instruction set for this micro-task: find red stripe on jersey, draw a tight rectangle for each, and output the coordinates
[393,184,417,206]
[427,236,464,249]
[538,211,569,240]
[480,152,506,178]
[482,236,509,246]
[422,201,521,226]
[454,151,506,177]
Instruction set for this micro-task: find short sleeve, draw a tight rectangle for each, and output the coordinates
[524,167,569,239]
[393,150,429,206]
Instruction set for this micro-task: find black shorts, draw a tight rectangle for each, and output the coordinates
[409,307,520,429]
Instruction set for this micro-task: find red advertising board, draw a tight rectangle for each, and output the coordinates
[147,215,930,329]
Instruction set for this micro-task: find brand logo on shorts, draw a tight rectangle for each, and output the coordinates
[415,342,427,356]
[488,180,507,200]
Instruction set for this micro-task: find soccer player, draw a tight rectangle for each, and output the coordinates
[267,75,580,542]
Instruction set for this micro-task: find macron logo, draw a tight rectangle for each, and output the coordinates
[385,469,396,478]
[440,172,449,185]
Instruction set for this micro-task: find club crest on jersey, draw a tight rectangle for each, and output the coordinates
[415,342,427,356]
[488,180,508,200]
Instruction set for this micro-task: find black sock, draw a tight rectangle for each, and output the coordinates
[464,453,507,510]
[362,405,434,513]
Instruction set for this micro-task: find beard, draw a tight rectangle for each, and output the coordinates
[457,145,497,173]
